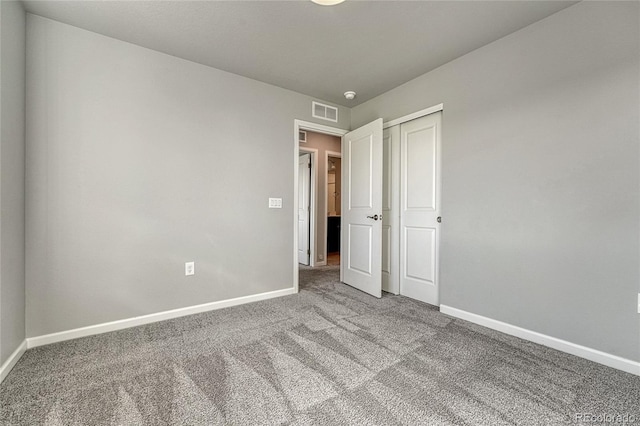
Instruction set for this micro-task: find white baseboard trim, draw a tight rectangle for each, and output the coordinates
[315,261,327,267]
[27,287,296,349]
[0,340,27,384]
[440,305,640,376]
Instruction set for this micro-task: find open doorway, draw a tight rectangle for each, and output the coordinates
[298,131,341,267]
[293,120,348,292]
[326,153,341,266]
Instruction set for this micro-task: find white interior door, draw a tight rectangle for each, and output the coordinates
[341,119,383,298]
[400,112,441,305]
[382,125,400,294]
[298,153,311,265]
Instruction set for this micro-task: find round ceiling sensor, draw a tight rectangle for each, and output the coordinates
[311,0,345,5]
[344,91,356,100]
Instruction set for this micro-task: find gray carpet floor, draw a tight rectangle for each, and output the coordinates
[1,265,639,425]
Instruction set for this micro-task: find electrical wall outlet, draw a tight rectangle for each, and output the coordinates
[319,254,324,260]
[185,261,195,276]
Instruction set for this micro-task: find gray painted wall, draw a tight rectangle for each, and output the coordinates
[25,15,349,337]
[300,131,342,264]
[0,0,27,365]
[352,2,639,362]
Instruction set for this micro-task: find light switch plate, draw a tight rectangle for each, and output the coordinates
[185,262,195,276]
[269,198,283,208]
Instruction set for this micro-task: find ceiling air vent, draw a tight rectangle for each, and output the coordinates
[312,101,338,123]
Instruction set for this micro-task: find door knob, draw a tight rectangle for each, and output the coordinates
[437,216,441,223]
[366,214,379,221]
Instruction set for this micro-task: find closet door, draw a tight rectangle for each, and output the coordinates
[382,125,400,295]
[400,112,441,305]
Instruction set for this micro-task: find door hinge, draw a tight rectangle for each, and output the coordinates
[307,249,310,255]
[308,162,311,168]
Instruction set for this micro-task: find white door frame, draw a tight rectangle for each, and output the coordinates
[383,103,443,129]
[293,120,348,293]
[299,148,317,267]
[324,150,342,265]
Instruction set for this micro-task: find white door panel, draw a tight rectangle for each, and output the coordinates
[382,126,400,294]
[404,227,435,281]
[400,112,441,305]
[349,136,374,209]
[382,225,391,274]
[341,119,383,298]
[348,224,373,274]
[405,126,436,210]
[382,133,392,211]
[298,153,311,265]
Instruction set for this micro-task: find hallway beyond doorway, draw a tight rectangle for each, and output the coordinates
[327,252,340,266]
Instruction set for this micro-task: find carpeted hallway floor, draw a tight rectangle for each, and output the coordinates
[1,265,639,425]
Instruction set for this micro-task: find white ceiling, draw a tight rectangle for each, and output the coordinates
[23,0,577,107]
